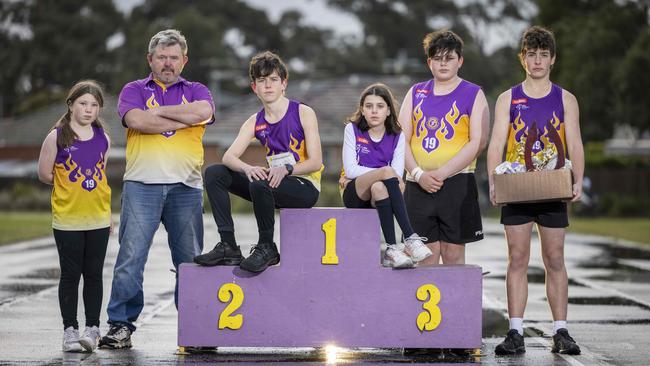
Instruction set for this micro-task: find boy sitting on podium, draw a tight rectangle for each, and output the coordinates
[194,51,324,273]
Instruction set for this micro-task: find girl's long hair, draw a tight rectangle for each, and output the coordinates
[52,80,108,148]
[346,83,401,135]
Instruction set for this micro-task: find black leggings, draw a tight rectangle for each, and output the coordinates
[53,227,109,329]
[205,164,319,244]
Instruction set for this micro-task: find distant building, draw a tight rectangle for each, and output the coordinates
[604,125,650,156]
[0,75,415,180]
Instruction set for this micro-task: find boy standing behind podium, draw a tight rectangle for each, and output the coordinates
[399,30,489,265]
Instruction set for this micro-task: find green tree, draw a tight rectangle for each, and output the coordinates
[0,0,122,115]
[327,0,529,95]
[535,0,649,141]
[615,28,650,136]
[115,0,284,90]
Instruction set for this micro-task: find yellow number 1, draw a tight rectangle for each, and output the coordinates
[416,284,442,331]
[218,283,244,330]
[321,218,339,264]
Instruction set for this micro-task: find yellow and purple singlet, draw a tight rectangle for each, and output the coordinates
[507,83,566,162]
[408,79,481,179]
[52,126,111,230]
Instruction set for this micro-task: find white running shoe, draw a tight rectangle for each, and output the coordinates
[62,326,83,352]
[79,325,101,352]
[404,234,432,262]
[383,244,414,268]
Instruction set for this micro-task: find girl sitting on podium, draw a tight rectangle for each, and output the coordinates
[340,83,432,268]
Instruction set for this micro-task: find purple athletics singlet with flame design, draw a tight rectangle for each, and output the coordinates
[254,100,323,190]
[507,83,566,158]
[409,79,480,177]
[52,126,111,230]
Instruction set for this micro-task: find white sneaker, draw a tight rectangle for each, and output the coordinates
[404,234,432,262]
[62,326,83,352]
[383,244,414,268]
[79,326,101,352]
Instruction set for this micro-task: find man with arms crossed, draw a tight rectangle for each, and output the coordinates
[100,29,214,349]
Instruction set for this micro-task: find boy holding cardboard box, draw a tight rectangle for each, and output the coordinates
[487,26,585,355]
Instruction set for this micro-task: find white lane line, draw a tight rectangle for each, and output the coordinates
[572,276,650,310]
[0,286,57,311]
[135,297,175,328]
[618,259,650,272]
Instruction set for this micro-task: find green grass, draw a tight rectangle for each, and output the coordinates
[0,211,52,245]
[568,217,650,245]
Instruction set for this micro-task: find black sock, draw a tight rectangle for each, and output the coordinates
[219,230,237,246]
[375,198,397,245]
[259,229,274,245]
[382,177,414,238]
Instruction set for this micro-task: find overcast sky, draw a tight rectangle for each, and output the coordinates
[112,0,528,53]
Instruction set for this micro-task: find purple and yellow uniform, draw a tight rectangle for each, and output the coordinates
[117,74,215,189]
[408,79,480,178]
[52,126,111,230]
[253,100,323,190]
[507,83,566,158]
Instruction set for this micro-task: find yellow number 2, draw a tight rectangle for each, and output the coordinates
[321,218,339,264]
[218,283,244,330]
[416,284,442,332]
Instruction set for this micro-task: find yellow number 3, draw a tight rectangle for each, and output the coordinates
[416,284,442,332]
[218,283,244,330]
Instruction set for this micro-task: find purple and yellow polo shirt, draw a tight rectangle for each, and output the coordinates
[118,74,215,189]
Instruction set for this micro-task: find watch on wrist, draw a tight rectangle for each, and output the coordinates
[285,164,293,175]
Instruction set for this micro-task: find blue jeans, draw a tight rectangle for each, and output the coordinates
[107,181,203,331]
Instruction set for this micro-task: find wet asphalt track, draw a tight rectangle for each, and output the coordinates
[1,214,649,365]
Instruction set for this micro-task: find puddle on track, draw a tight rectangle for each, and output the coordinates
[13,267,60,279]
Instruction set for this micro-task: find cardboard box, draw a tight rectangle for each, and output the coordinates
[494,168,573,204]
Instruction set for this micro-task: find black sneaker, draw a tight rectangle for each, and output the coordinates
[194,242,243,266]
[495,329,525,355]
[552,328,581,355]
[239,242,280,273]
[98,324,132,349]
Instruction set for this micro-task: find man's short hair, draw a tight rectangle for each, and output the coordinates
[249,51,289,82]
[422,30,464,59]
[148,29,188,55]
[520,26,556,57]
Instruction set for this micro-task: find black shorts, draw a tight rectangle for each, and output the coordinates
[500,201,568,228]
[404,173,484,244]
[342,178,372,208]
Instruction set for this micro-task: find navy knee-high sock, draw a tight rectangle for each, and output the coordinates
[375,198,397,245]
[382,177,415,238]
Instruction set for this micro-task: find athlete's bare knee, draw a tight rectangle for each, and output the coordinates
[545,253,566,273]
[508,250,529,272]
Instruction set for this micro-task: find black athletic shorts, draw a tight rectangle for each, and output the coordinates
[404,173,484,244]
[500,201,569,228]
[342,178,372,208]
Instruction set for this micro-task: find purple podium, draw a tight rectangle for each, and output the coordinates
[178,208,482,350]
